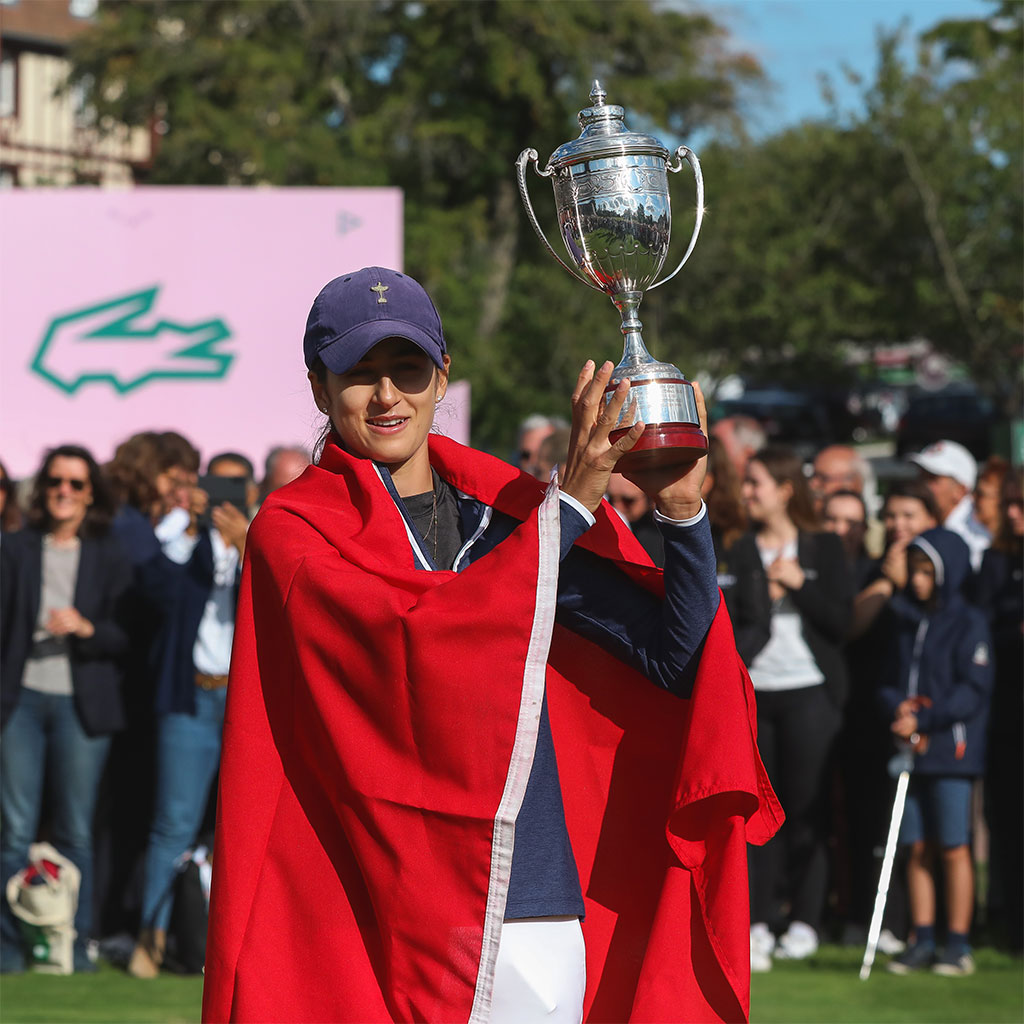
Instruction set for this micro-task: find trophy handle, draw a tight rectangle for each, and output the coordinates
[648,146,704,291]
[515,148,605,293]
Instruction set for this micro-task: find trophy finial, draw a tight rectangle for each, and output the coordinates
[590,80,606,107]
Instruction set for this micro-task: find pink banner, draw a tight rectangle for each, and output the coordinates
[0,188,470,480]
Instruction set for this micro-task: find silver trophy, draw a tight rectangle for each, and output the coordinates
[516,80,706,473]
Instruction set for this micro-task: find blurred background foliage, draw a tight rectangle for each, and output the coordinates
[65,0,1022,452]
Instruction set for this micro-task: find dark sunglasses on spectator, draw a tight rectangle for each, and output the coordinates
[44,475,87,492]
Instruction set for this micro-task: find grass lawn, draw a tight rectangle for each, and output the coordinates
[751,946,1024,1023]
[0,965,202,1023]
[0,946,1020,1023]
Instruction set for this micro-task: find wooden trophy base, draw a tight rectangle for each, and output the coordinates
[608,422,708,475]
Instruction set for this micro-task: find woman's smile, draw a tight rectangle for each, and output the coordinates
[310,336,451,496]
[366,415,410,433]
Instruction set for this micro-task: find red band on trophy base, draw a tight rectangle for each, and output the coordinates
[608,423,708,475]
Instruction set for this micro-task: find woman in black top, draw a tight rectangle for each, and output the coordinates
[0,446,131,973]
[741,445,853,968]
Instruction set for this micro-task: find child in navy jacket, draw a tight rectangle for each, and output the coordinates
[879,527,993,976]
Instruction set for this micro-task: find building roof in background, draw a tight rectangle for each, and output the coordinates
[0,0,93,49]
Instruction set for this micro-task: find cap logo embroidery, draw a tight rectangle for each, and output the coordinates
[371,282,389,304]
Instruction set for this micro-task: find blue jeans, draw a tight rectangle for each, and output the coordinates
[1,690,111,962]
[139,686,226,932]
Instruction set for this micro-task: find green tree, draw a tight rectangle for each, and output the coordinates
[670,2,1022,412]
[67,0,763,450]
[862,2,1023,406]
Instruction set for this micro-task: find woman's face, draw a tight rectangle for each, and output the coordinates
[974,475,1002,535]
[309,337,449,477]
[44,455,93,533]
[883,496,937,546]
[823,493,867,557]
[154,465,195,519]
[742,459,790,524]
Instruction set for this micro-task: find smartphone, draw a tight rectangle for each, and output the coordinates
[197,474,248,527]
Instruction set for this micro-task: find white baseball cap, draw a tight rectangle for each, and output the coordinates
[908,440,978,490]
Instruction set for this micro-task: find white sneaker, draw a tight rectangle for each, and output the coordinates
[877,929,906,955]
[774,921,819,960]
[841,923,905,955]
[750,922,775,972]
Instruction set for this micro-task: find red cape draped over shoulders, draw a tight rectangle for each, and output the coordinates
[202,435,782,1024]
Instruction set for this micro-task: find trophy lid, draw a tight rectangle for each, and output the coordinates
[547,80,669,170]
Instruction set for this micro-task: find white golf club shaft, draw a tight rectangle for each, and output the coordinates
[860,768,911,980]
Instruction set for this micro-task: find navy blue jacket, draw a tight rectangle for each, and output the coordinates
[879,527,993,776]
[380,465,720,921]
[1,528,133,736]
[112,507,234,716]
[149,530,240,717]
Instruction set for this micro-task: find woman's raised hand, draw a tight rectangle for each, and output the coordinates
[559,360,644,514]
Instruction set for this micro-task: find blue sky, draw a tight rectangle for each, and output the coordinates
[705,0,990,135]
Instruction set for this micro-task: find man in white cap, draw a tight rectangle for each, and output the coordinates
[908,440,990,571]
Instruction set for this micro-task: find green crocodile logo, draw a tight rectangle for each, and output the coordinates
[31,287,234,395]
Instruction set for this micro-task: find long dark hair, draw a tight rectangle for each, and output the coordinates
[106,431,197,516]
[705,435,746,550]
[27,445,115,539]
[750,444,820,533]
[308,357,334,463]
[105,431,164,513]
[0,458,22,533]
[994,470,1023,556]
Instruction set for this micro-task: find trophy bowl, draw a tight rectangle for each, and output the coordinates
[516,81,708,474]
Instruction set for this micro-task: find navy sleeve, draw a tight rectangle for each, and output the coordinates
[915,612,994,732]
[558,501,591,562]
[555,512,720,697]
[72,540,133,660]
[720,532,771,664]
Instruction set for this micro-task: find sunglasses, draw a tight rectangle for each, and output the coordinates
[44,475,88,492]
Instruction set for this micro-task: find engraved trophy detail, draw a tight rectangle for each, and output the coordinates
[516,80,707,473]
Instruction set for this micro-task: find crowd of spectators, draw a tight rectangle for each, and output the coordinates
[0,434,309,975]
[0,415,1020,979]
[519,413,1022,976]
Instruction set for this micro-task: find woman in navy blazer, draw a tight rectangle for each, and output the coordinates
[0,445,132,973]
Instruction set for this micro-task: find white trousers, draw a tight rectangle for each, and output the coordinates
[490,916,586,1024]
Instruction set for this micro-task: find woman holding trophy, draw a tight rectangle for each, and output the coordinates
[201,267,779,1023]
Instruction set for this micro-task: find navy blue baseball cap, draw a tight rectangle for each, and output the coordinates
[303,267,446,374]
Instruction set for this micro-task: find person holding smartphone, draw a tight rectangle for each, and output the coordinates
[128,454,254,978]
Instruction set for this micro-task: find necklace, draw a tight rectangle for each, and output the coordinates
[427,478,439,561]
